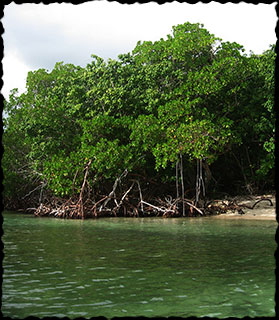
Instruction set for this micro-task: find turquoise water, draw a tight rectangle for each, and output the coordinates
[2,211,277,318]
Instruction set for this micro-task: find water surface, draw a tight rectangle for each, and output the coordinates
[2,211,276,318]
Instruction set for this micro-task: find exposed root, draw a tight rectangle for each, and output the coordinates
[30,177,273,219]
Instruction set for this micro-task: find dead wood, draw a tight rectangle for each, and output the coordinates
[204,196,273,216]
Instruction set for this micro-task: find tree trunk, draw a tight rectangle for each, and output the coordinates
[195,159,205,206]
[176,158,180,199]
[180,152,185,217]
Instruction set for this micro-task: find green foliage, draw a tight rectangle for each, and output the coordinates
[3,22,275,205]
[253,46,275,178]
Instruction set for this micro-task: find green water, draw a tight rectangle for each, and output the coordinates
[2,211,277,318]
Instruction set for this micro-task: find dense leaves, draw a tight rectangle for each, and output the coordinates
[3,22,275,212]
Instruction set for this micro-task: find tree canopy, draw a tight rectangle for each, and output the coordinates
[2,22,275,217]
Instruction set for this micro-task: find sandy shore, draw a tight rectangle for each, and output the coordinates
[209,194,277,221]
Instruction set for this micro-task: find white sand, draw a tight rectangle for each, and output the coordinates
[209,194,277,221]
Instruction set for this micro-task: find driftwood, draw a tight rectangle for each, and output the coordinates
[250,198,273,209]
[204,197,273,215]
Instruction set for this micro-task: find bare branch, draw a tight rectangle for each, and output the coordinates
[101,168,128,210]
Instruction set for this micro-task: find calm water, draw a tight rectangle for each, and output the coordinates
[2,211,277,318]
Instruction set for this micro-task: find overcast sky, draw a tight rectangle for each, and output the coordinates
[2,1,277,100]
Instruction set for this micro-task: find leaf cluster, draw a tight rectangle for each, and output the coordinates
[3,22,275,205]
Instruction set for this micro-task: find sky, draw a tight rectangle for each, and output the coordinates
[2,1,277,100]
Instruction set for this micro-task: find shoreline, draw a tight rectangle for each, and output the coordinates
[208,194,277,221]
[6,194,277,221]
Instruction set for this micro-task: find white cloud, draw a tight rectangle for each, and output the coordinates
[2,1,277,101]
[2,51,32,100]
